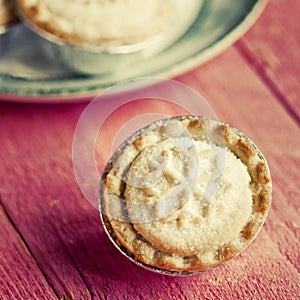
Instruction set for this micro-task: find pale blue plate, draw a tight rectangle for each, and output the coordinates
[0,0,267,102]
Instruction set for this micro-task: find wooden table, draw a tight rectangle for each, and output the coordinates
[0,0,299,299]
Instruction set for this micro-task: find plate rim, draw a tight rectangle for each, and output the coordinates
[0,0,268,103]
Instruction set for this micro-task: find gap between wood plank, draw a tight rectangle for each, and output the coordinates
[0,195,60,300]
[235,42,300,126]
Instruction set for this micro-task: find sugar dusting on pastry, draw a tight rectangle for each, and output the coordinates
[101,117,272,273]
[127,139,252,257]
[17,0,176,46]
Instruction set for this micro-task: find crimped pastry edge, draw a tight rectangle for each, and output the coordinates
[99,116,272,274]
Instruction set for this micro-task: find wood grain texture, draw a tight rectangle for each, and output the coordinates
[0,1,299,299]
[0,104,93,300]
[176,46,300,277]
[236,0,300,122]
[0,45,299,300]
[0,201,57,299]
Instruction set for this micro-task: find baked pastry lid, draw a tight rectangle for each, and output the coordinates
[99,116,272,275]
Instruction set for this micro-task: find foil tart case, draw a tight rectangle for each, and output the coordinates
[98,116,272,276]
[14,0,203,75]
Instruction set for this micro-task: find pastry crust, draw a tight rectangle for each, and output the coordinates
[100,116,272,274]
[0,0,17,27]
[16,0,175,47]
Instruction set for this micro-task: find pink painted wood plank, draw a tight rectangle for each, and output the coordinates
[176,46,300,277]
[235,0,300,122]
[0,104,94,300]
[0,10,300,298]
[0,202,57,300]
[0,45,300,299]
[0,103,190,299]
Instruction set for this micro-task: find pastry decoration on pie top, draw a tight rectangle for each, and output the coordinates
[100,116,272,274]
